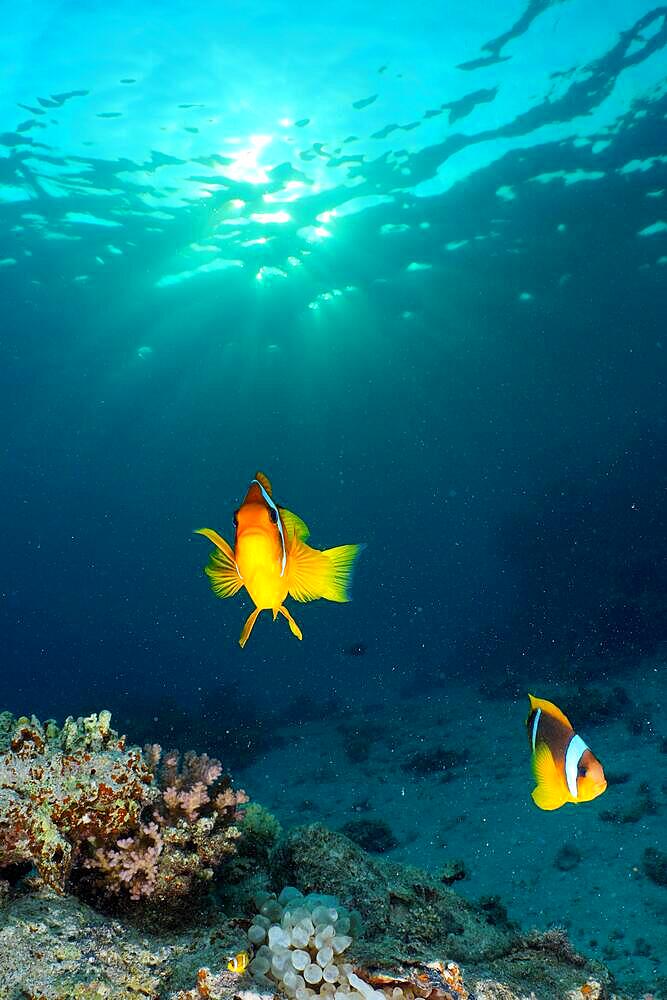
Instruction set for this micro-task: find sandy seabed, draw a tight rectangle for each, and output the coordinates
[236,656,666,996]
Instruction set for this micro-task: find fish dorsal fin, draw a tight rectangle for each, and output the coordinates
[254,471,273,496]
[528,693,573,732]
[279,507,310,541]
[531,742,569,811]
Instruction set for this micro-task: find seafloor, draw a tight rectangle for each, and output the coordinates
[236,656,666,997]
[0,827,619,1000]
[0,655,664,1000]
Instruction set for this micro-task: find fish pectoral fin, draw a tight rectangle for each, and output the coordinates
[195,527,235,560]
[195,528,243,599]
[288,538,365,603]
[531,741,568,811]
[239,608,261,648]
[278,605,303,640]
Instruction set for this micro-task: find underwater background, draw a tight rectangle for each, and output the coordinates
[1,1,666,995]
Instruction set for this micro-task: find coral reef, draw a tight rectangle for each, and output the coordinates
[439,860,467,886]
[270,824,614,999]
[0,711,248,917]
[0,713,635,1000]
[0,883,245,999]
[245,887,360,997]
[0,711,152,893]
[83,744,248,913]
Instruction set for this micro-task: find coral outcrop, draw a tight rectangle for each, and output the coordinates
[0,710,152,893]
[0,714,632,1000]
[0,711,247,915]
[84,743,248,911]
[270,824,615,999]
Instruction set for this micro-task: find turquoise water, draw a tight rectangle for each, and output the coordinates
[1,1,666,993]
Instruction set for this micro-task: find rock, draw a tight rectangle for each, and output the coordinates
[642,846,667,886]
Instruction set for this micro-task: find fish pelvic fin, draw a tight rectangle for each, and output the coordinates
[278,604,303,640]
[195,528,243,599]
[531,741,569,811]
[239,607,261,648]
[288,538,365,603]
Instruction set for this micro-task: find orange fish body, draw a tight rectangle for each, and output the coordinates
[526,694,607,811]
[196,472,364,647]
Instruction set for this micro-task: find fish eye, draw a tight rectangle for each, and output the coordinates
[269,507,278,523]
[578,764,588,778]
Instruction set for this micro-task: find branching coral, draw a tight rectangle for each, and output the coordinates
[86,821,164,901]
[84,743,248,909]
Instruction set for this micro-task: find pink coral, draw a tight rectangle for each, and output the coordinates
[87,821,163,901]
[83,742,248,909]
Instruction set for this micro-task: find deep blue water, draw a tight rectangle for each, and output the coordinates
[1,0,666,823]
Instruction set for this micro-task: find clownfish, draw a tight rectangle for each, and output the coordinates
[196,472,364,648]
[526,694,607,811]
[227,951,249,974]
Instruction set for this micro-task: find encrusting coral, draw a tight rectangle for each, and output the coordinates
[0,710,248,911]
[0,710,152,893]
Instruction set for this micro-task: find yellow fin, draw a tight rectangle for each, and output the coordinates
[527,693,573,731]
[195,528,234,560]
[531,742,569,811]
[254,471,273,495]
[195,528,243,599]
[288,538,365,603]
[278,605,303,640]
[239,607,261,648]
[279,507,310,541]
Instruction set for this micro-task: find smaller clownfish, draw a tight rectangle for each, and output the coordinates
[526,694,607,811]
[227,951,250,974]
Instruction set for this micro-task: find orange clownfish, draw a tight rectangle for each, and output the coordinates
[526,694,607,811]
[196,472,365,648]
[227,951,249,974]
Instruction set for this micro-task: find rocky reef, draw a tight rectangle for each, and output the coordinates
[0,710,641,999]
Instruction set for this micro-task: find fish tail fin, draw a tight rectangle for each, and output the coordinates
[322,543,366,601]
[531,742,569,811]
[278,605,303,640]
[195,528,243,599]
[288,539,365,603]
[239,608,261,648]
